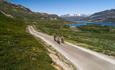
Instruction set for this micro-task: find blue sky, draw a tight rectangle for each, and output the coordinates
[9,0,115,15]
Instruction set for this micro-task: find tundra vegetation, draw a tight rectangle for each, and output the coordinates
[0,12,56,70]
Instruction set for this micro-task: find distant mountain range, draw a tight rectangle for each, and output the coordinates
[0,0,59,22]
[61,9,115,22]
[60,14,88,22]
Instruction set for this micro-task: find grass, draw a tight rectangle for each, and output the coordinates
[34,20,65,35]
[0,12,55,70]
[34,20,115,56]
[66,32,115,56]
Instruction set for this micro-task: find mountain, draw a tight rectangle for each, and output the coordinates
[61,14,88,22]
[0,0,59,22]
[61,9,115,22]
[89,9,115,22]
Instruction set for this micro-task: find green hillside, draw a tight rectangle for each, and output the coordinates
[0,0,59,23]
[0,12,55,70]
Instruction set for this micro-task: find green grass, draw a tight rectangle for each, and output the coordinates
[35,20,115,56]
[34,20,67,35]
[66,32,115,56]
[0,12,55,70]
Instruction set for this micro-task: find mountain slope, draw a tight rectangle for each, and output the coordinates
[0,11,55,70]
[0,0,59,22]
[89,9,115,22]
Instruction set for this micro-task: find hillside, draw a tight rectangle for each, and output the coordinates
[0,0,59,22]
[89,9,115,22]
[0,10,55,70]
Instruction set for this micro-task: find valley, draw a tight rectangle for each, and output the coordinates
[0,0,115,70]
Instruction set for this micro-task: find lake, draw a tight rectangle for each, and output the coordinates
[65,21,115,27]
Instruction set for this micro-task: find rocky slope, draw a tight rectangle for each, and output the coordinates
[0,0,59,22]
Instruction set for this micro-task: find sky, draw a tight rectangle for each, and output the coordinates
[9,0,115,15]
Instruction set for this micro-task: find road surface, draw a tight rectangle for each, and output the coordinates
[28,26,115,70]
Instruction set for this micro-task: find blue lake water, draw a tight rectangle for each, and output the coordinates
[66,21,115,27]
